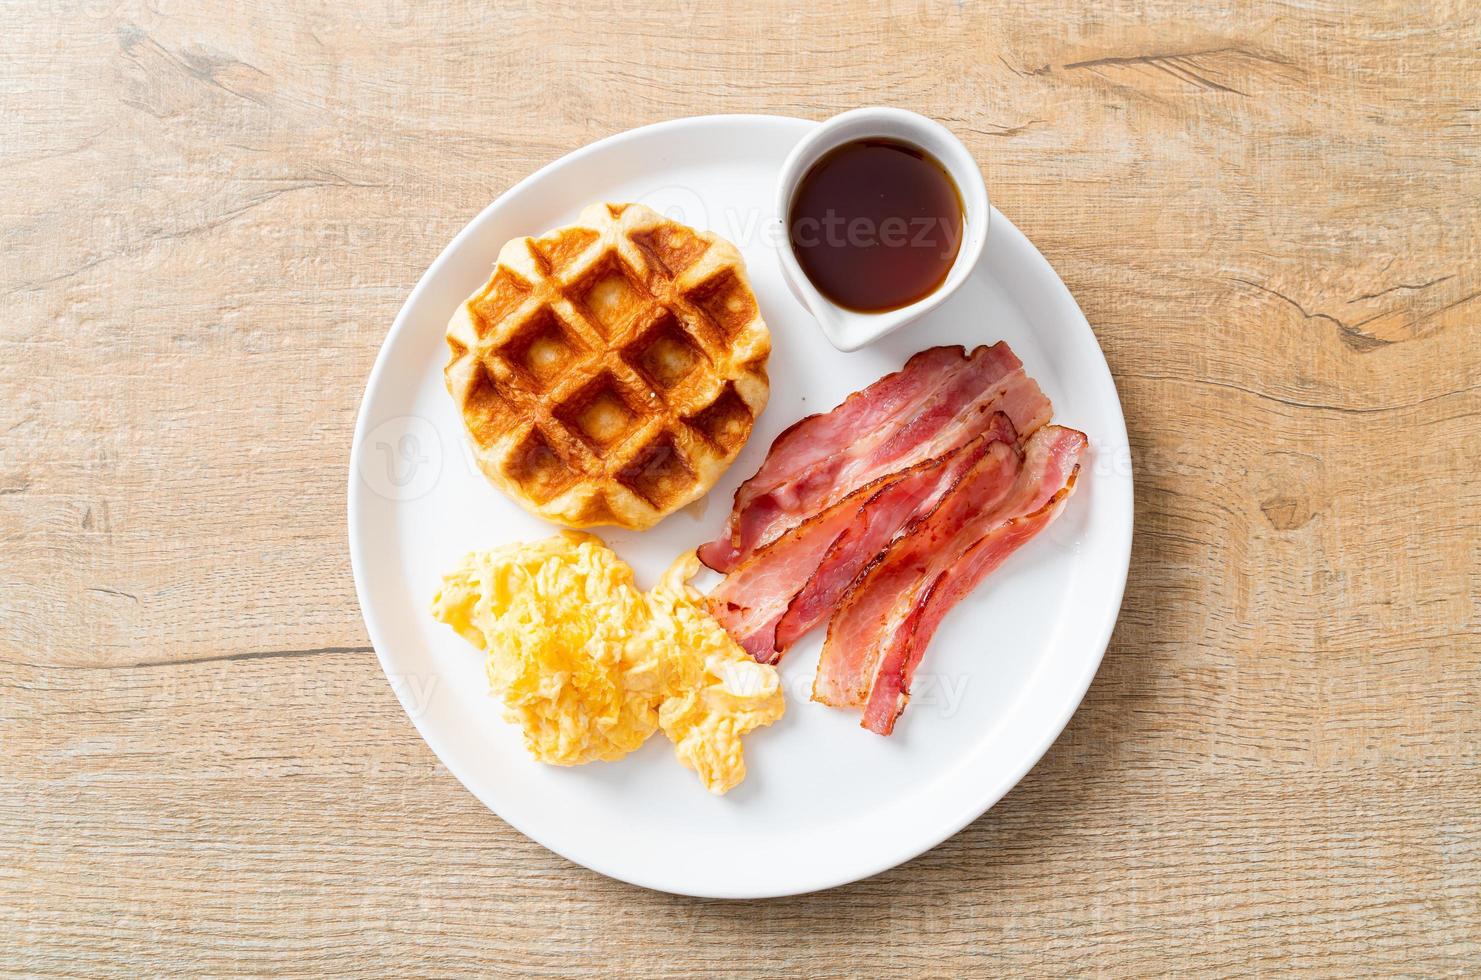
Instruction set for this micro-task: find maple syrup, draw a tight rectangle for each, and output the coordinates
[788,138,964,313]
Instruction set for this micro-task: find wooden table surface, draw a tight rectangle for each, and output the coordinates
[4,0,1478,974]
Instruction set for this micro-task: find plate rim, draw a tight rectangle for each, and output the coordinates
[347,112,1134,898]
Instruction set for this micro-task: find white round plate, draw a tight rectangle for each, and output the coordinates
[349,114,1132,898]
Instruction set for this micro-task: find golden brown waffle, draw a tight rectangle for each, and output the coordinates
[444,203,771,530]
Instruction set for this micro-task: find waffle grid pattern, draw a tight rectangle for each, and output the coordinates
[445,203,771,529]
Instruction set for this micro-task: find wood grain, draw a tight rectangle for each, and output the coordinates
[2,0,1478,974]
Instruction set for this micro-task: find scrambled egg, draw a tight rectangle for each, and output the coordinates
[431,532,784,794]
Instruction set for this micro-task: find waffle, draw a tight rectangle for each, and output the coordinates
[444,203,771,530]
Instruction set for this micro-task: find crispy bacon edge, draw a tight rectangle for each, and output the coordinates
[812,425,1087,724]
[810,440,1025,708]
[698,343,1044,572]
[860,468,1081,735]
[697,346,977,572]
[771,413,1018,654]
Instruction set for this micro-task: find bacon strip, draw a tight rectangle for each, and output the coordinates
[861,474,1079,735]
[707,416,1015,663]
[705,471,905,663]
[698,347,974,575]
[698,343,1049,572]
[813,425,1087,722]
[772,413,1017,654]
[811,440,1022,707]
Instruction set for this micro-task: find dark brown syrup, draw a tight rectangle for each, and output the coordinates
[788,138,963,313]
